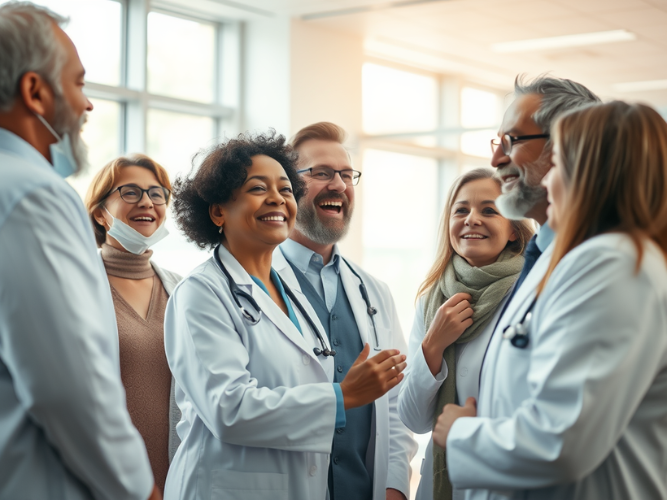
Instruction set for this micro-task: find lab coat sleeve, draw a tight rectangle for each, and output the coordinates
[446,247,667,489]
[164,273,337,453]
[0,184,153,500]
[398,296,449,434]
[382,282,419,496]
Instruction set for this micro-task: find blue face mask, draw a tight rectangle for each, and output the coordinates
[35,113,78,178]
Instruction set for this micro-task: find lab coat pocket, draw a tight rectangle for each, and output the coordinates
[211,470,288,500]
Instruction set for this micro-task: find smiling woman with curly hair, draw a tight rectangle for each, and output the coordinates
[163,131,403,500]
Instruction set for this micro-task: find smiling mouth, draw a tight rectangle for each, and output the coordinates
[462,234,488,240]
[501,175,519,184]
[258,215,287,222]
[319,200,342,214]
[131,216,155,222]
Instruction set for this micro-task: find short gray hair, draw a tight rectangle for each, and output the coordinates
[0,2,68,112]
[515,75,601,135]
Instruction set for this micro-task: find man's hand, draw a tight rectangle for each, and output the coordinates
[386,487,407,500]
[340,344,406,410]
[433,397,477,448]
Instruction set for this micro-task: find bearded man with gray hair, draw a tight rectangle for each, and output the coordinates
[0,3,159,499]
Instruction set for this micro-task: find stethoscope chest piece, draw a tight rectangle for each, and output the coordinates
[503,311,532,349]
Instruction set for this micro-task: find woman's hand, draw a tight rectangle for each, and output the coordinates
[432,397,477,449]
[340,344,407,410]
[422,293,473,376]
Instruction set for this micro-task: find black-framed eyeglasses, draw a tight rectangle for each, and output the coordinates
[106,184,170,205]
[490,133,550,155]
[296,166,362,186]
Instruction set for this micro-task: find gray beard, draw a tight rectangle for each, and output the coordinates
[53,95,89,175]
[295,202,352,245]
[496,179,547,220]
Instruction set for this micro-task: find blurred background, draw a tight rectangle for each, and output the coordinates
[5,0,666,494]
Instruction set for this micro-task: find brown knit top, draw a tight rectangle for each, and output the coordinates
[101,244,171,493]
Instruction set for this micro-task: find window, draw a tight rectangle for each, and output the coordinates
[460,87,502,158]
[361,149,439,335]
[362,63,438,144]
[3,0,240,274]
[147,12,217,103]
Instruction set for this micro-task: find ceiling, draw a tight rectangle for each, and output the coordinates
[233,0,667,107]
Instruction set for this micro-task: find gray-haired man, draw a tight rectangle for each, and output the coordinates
[0,3,158,499]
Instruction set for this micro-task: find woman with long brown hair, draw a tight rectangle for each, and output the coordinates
[434,101,667,500]
[397,168,533,500]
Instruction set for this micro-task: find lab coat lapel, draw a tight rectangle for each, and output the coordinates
[339,260,371,348]
[480,243,554,409]
[270,248,331,365]
[217,246,315,359]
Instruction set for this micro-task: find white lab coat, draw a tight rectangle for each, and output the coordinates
[273,248,418,500]
[447,233,667,500]
[163,245,338,500]
[398,295,507,500]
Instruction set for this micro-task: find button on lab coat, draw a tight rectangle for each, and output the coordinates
[447,234,667,500]
[164,245,337,500]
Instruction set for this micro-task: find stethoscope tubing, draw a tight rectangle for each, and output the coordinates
[213,246,335,357]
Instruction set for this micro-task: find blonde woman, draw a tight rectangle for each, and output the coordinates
[435,102,667,499]
[398,168,533,500]
[85,154,181,494]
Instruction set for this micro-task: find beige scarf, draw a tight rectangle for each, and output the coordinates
[424,249,524,500]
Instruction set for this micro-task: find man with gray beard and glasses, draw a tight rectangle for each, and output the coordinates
[272,122,417,500]
[0,3,159,499]
[490,76,600,291]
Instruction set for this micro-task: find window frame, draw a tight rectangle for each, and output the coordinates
[82,0,240,156]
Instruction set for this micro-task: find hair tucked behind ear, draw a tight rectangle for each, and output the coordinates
[537,101,667,296]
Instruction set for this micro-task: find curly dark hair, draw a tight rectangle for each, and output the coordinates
[172,130,306,249]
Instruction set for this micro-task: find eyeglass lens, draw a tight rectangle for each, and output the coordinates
[490,135,513,155]
[119,185,169,205]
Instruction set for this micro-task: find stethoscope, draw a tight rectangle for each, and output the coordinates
[340,258,381,352]
[213,246,336,357]
[502,296,537,349]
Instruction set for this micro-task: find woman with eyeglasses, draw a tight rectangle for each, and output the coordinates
[163,132,405,500]
[433,102,667,499]
[397,168,534,500]
[85,154,182,494]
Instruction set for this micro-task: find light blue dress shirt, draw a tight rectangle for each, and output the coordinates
[0,129,153,500]
[535,221,555,252]
[280,238,341,311]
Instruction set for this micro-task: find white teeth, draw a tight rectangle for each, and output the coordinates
[320,201,342,207]
[463,234,486,239]
[133,217,153,221]
[260,216,286,221]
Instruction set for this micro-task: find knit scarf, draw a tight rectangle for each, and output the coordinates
[425,249,524,500]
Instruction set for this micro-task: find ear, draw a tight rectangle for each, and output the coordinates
[93,206,109,229]
[18,71,54,117]
[508,230,518,243]
[209,204,225,228]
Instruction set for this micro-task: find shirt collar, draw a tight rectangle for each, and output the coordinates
[281,238,341,274]
[536,221,555,252]
[0,128,54,172]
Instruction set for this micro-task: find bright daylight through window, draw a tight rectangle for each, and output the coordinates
[8,0,240,275]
